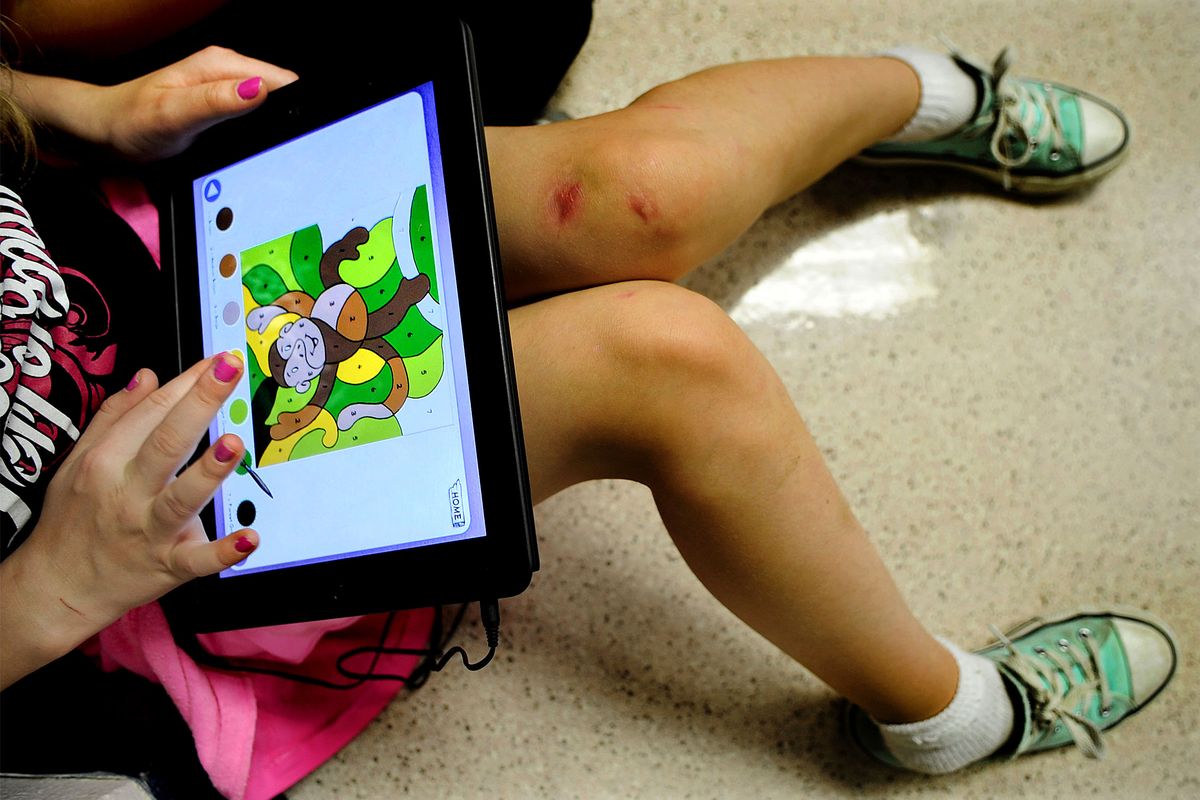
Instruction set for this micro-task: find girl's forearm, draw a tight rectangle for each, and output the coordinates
[9,71,111,147]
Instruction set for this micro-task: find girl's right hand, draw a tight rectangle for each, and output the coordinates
[9,47,298,164]
[1,353,258,688]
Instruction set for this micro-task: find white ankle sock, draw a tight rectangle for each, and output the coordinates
[877,638,1016,775]
[880,46,979,142]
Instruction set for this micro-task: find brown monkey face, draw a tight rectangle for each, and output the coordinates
[275,318,327,392]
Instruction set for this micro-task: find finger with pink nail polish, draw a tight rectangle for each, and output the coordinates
[237,77,262,100]
[213,352,243,383]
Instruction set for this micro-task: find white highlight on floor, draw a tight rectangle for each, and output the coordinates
[730,207,939,326]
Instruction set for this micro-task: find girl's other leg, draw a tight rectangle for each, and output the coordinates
[511,281,1178,774]
[511,281,955,723]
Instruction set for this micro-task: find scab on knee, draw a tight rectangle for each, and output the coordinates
[552,181,585,225]
[627,192,659,224]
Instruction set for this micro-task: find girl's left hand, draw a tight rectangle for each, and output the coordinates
[97,46,298,161]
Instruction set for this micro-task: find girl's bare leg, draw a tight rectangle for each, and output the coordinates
[487,57,920,301]
[511,281,956,723]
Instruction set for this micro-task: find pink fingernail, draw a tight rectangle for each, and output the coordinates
[214,440,236,463]
[213,352,241,383]
[237,77,262,100]
[126,372,140,391]
[234,535,255,553]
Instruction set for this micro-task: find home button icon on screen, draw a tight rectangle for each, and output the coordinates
[203,179,221,202]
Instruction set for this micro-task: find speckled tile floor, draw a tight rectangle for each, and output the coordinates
[293,2,1199,798]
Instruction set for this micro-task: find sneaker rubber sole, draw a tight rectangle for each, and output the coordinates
[854,145,1129,195]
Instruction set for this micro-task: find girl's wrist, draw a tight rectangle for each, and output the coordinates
[0,531,114,687]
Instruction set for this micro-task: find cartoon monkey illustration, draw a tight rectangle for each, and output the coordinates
[247,226,431,441]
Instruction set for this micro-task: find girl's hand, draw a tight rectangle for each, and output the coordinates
[98,46,298,161]
[0,353,257,688]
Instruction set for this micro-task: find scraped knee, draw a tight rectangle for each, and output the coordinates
[549,132,716,277]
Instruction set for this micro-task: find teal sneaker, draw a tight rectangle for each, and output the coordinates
[846,608,1178,770]
[860,49,1130,194]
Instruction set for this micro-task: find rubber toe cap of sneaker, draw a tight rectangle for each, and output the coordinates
[1111,618,1177,705]
[1079,96,1128,166]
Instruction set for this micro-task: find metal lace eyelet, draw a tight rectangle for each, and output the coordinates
[1029,138,1038,147]
[1044,82,1054,92]
[1079,628,1092,638]
[1049,150,1061,162]
[1054,724,1063,733]
[1034,646,1048,655]
[1101,707,1112,718]
[1057,638,1071,650]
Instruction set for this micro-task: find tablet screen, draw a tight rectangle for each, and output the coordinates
[191,82,486,577]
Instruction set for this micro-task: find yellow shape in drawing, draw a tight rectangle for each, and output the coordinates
[336,347,385,385]
[257,407,338,466]
[242,285,259,314]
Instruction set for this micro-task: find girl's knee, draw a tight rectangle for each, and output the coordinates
[558,129,719,275]
[591,282,767,429]
[516,281,786,491]
[601,282,743,371]
[584,282,788,484]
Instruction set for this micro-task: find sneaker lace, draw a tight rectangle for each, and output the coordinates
[948,43,1068,190]
[987,623,1111,759]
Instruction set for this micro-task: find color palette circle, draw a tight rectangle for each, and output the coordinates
[219,253,237,277]
[222,302,241,326]
[216,207,234,230]
[229,398,248,424]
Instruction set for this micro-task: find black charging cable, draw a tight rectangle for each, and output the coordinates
[169,599,501,690]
